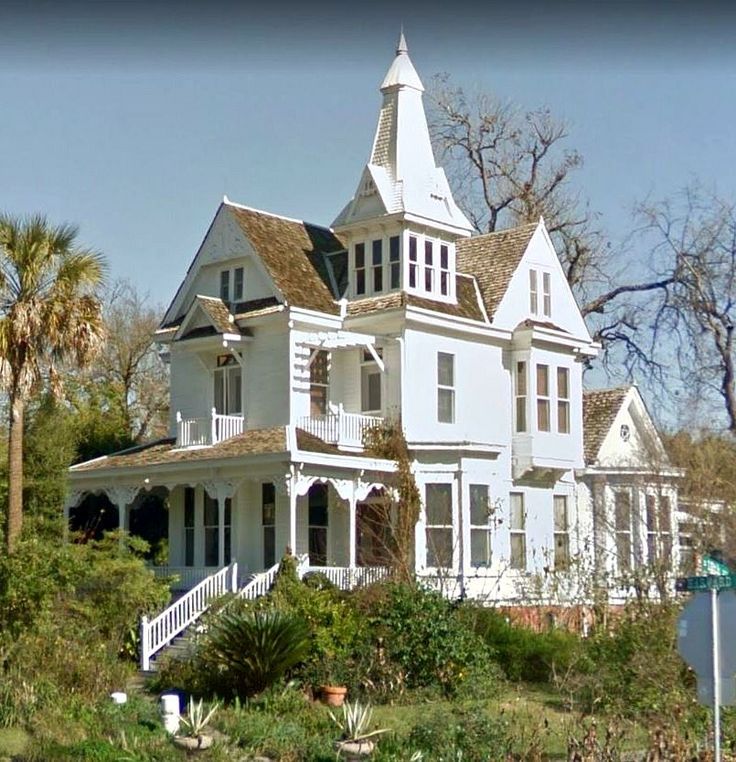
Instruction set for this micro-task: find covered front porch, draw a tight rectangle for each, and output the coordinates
[66,428,398,593]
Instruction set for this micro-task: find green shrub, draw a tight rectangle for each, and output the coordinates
[205,605,311,699]
[463,605,587,683]
[366,583,496,697]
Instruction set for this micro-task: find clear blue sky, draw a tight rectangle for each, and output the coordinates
[2,0,735,311]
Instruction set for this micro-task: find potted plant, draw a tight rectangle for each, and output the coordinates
[330,700,388,759]
[173,698,219,751]
[315,653,350,706]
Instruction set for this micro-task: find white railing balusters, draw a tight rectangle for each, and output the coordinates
[296,411,382,449]
[140,562,237,670]
[175,411,245,448]
[238,562,280,600]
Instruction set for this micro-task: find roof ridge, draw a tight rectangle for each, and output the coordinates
[223,196,333,232]
[583,385,634,396]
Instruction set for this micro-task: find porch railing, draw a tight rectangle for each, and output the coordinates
[296,407,382,449]
[140,562,238,670]
[149,565,221,592]
[301,564,391,590]
[238,562,281,600]
[176,409,245,447]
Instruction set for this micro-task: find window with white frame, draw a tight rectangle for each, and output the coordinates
[214,354,242,415]
[372,239,383,292]
[425,483,453,568]
[440,244,450,296]
[645,494,658,564]
[220,270,230,303]
[469,484,492,567]
[355,243,366,296]
[310,350,330,416]
[536,364,550,432]
[557,367,570,434]
[262,483,276,568]
[233,266,244,302]
[389,236,400,289]
[424,239,435,292]
[509,492,527,570]
[615,491,632,572]
[361,348,382,413]
[408,236,418,288]
[529,269,551,317]
[437,352,455,423]
[515,361,527,433]
[184,487,195,567]
[219,266,244,304]
[553,495,570,569]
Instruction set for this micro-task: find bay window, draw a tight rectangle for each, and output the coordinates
[515,361,527,432]
[536,364,550,432]
[425,483,453,568]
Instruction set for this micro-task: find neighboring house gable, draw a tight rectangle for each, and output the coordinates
[584,386,669,469]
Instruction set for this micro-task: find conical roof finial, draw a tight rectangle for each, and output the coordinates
[396,27,408,55]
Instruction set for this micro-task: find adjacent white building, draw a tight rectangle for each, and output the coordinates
[67,36,680,619]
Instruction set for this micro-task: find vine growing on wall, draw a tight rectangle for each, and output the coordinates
[363,419,420,585]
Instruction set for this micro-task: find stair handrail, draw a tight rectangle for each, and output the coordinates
[237,561,281,599]
[140,562,237,671]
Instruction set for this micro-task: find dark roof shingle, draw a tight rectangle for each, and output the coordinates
[583,387,630,464]
[456,223,538,319]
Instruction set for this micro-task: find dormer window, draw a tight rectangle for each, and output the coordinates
[529,269,551,318]
[219,266,245,305]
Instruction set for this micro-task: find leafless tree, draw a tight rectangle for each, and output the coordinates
[92,280,169,442]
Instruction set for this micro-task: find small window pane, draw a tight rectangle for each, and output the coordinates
[536,365,549,396]
[233,267,244,301]
[510,534,526,570]
[615,492,631,529]
[510,493,525,530]
[440,244,449,269]
[438,388,454,423]
[660,496,672,532]
[557,367,569,399]
[220,270,230,302]
[426,484,452,525]
[471,529,492,567]
[409,236,417,261]
[553,496,568,531]
[204,494,218,527]
[469,485,489,525]
[389,236,400,261]
[437,353,454,386]
[424,240,433,264]
[426,528,453,567]
[355,243,365,267]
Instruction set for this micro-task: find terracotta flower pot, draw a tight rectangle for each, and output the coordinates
[320,684,348,706]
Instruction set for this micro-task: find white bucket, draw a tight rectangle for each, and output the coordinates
[110,692,127,704]
[160,693,181,735]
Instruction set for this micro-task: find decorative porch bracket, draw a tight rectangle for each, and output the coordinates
[104,485,142,545]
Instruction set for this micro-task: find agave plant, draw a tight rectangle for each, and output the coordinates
[206,608,311,697]
[329,700,388,743]
[179,698,219,738]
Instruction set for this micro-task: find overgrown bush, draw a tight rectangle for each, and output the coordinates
[462,605,588,684]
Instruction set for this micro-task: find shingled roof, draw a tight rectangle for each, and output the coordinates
[227,204,345,315]
[456,222,538,319]
[582,387,630,464]
[347,273,486,322]
[70,426,364,473]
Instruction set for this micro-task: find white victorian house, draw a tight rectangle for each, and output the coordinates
[66,36,680,666]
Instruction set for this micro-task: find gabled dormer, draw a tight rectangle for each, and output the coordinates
[333,33,473,306]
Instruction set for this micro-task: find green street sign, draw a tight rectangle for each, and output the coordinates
[676,575,736,592]
[702,556,731,576]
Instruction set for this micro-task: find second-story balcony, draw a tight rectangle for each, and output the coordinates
[297,406,383,451]
[176,409,245,448]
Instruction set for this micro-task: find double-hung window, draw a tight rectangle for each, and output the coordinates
[372,239,383,292]
[437,352,455,423]
[615,491,632,572]
[220,267,244,304]
[646,494,658,564]
[233,267,244,302]
[361,349,382,413]
[557,367,570,433]
[389,236,400,289]
[408,236,418,288]
[308,484,328,566]
[529,270,538,313]
[660,496,672,568]
[425,483,453,568]
[515,361,527,432]
[542,272,551,316]
[220,270,230,303]
[529,269,552,317]
[310,350,330,416]
[469,484,492,567]
[440,244,450,296]
[424,240,435,292]
[509,493,527,570]
[647,494,672,569]
[355,243,366,296]
[262,483,276,568]
[553,495,570,569]
[536,364,550,432]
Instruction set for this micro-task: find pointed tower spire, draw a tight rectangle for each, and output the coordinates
[333,35,472,236]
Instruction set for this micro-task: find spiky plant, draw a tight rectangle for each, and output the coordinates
[0,214,106,552]
[179,698,219,738]
[330,700,388,743]
[206,608,311,697]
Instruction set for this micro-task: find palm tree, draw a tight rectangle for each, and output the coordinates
[0,214,106,552]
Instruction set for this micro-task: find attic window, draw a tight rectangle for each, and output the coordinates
[220,266,244,304]
[529,269,551,318]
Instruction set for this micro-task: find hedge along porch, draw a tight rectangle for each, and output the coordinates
[66,424,396,591]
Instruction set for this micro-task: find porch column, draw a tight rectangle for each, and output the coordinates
[105,486,140,546]
[204,480,237,568]
[288,474,298,555]
[348,484,357,570]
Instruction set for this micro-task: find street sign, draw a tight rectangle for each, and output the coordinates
[678,589,736,762]
[676,574,736,592]
[702,555,731,576]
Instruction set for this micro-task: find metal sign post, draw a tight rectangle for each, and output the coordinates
[711,587,721,762]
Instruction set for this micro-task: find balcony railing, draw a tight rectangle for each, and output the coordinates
[296,407,382,450]
[176,409,245,448]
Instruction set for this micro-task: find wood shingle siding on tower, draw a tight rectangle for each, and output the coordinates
[582,387,630,464]
[456,222,539,319]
